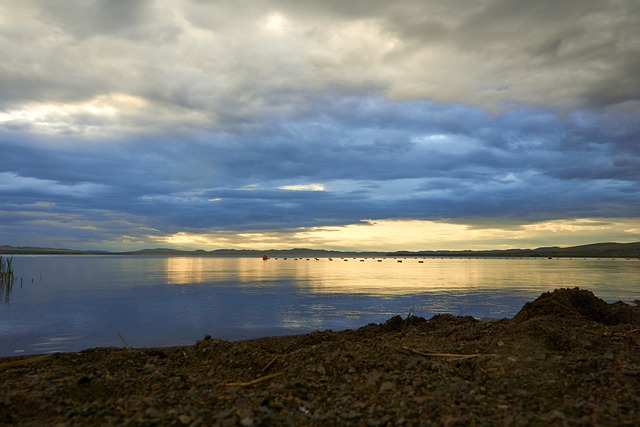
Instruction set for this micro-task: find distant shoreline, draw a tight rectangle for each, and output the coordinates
[2,241,640,258]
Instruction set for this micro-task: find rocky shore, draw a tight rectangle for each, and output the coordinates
[1,288,639,426]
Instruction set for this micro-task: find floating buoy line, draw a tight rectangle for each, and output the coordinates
[260,256,431,263]
[260,256,589,262]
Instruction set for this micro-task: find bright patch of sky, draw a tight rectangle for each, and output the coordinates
[278,183,325,191]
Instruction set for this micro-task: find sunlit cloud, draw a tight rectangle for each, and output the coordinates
[151,230,293,250]
[278,183,325,191]
[24,201,56,208]
[260,12,291,34]
[148,218,640,252]
[0,93,148,134]
[522,219,613,234]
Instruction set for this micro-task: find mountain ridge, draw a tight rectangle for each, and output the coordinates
[1,242,639,258]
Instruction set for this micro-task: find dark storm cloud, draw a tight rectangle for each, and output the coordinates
[36,0,153,37]
[2,97,638,241]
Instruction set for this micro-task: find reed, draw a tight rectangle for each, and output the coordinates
[401,305,416,336]
[1,256,16,303]
[0,255,15,285]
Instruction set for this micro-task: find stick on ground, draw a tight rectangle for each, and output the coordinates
[399,346,497,359]
[217,371,284,388]
[0,354,52,370]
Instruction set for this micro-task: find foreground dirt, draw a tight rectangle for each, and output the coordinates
[1,288,639,426]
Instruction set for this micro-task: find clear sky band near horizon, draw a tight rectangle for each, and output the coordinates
[1,0,639,251]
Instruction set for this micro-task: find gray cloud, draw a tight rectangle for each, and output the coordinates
[3,0,639,114]
[1,1,639,249]
[3,98,638,233]
[35,0,153,37]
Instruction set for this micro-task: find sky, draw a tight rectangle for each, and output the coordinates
[1,0,639,252]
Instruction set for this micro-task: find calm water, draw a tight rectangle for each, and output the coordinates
[1,255,638,356]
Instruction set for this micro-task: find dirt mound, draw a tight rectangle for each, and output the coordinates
[513,287,639,325]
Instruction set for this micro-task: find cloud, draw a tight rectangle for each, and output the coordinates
[3,1,639,120]
[0,1,639,250]
[150,217,640,252]
[2,96,639,239]
[278,183,325,191]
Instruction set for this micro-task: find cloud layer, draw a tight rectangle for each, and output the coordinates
[1,0,639,250]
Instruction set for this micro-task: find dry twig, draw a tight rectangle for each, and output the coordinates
[0,354,52,370]
[217,371,284,388]
[262,355,279,372]
[118,333,132,348]
[398,346,497,359]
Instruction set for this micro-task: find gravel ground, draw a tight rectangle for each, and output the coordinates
[1,287,639,426]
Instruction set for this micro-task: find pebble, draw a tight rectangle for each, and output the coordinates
[143,363,156,373]
[144,407,162,419]
[239,416,254,426]
[379,381,395,393]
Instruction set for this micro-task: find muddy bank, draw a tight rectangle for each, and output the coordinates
[1,287,639,426]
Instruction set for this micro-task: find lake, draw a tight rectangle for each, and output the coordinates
[1,255,638,356]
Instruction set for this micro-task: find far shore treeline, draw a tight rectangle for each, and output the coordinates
[1,242,640,258]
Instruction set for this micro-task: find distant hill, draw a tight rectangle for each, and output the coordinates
[540,242,640,258]
[389,242,640,258]
[1,242,639,258]
[120,247,383,258]
[0,245,100,255]
[121,248,197,256]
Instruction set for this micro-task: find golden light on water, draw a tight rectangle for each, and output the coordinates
[160,256,639,297]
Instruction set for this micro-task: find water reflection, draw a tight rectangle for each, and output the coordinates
[31,334,82,354]
[164,257,278,285]
[2,255,638,356]
[161,256,639,298]
[1,279,13,304]
[165,257,210,284]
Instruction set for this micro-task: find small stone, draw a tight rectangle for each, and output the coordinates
[365,372,382,386]
[545,410,566,420]
[144,407,162,419]
[299,406,310,415]
[240,416,254,426]
[379,381,395,393]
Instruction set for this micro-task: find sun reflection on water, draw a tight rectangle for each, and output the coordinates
[161,256,637,297]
